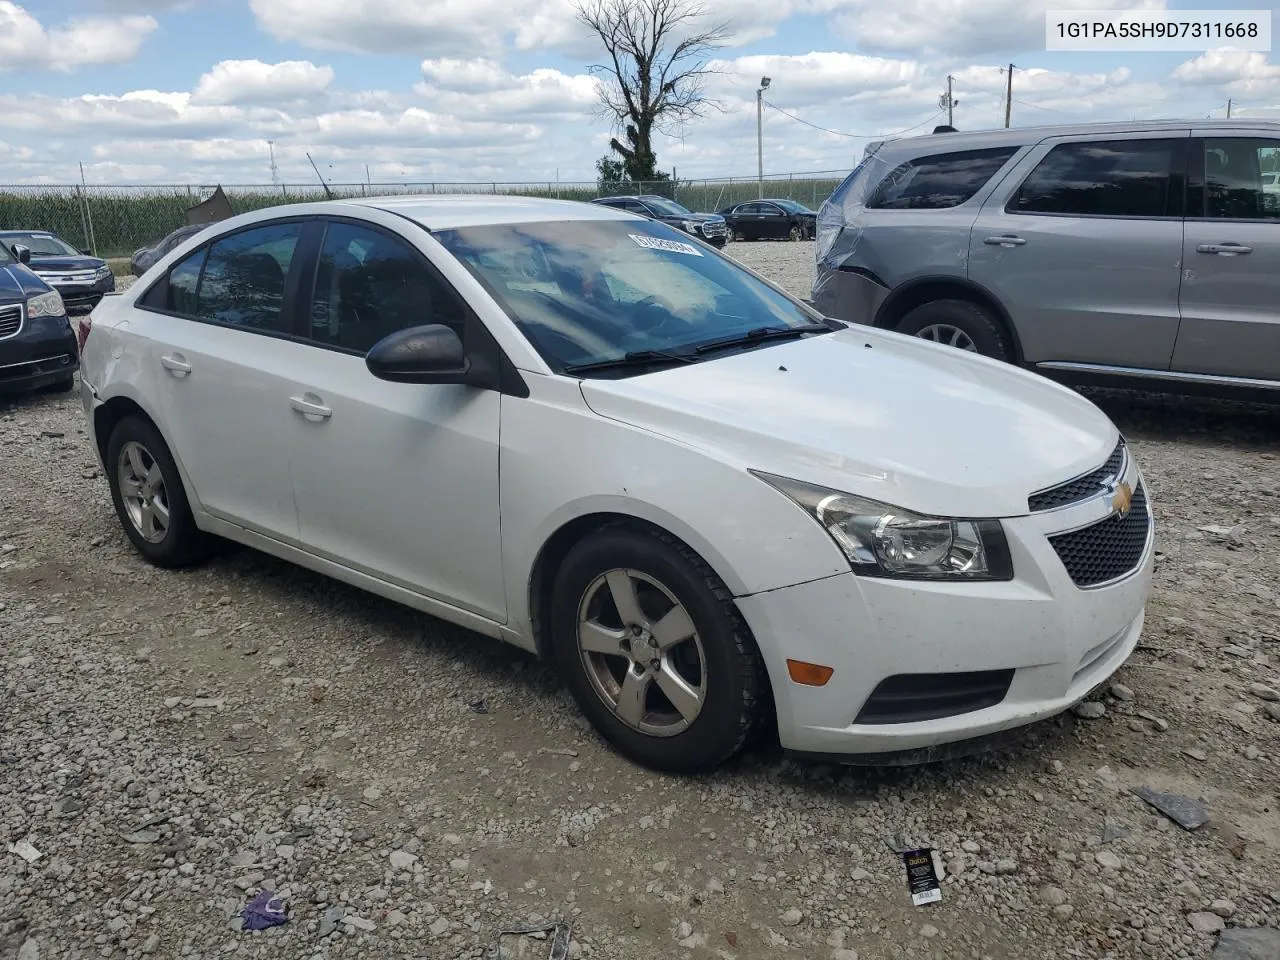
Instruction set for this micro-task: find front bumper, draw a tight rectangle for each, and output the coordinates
[736,462,1154,759]
[36,274,115,313]
[0,315,79,393]
[811,263,889,324]
[688,221,728,243]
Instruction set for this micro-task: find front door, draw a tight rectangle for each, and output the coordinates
[968,131,1189,369]
[286,218,506,621]
[1171,131,1280,380]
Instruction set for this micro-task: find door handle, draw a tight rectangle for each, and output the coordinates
[983,235,1026,247]
[1196,243,1253,255]
[290,395,332,420]
[160,354,191,377]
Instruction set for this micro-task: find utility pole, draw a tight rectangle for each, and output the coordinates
[1004,64,1014,128]
[268,140,279,186]
[1226,98,1233,118]
[938,75,958,127]
[757,76,771,199]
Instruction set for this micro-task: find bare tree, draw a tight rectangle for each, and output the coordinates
[576,0,730,183]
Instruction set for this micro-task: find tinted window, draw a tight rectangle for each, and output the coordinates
[0,241,11,265]
[1012,139,1178,217]
[1199,138,1280,219]
[168,247,206,314]
[195,223,301,332]
[759,204,784,217]
[308,221,467,354]
[868,147,1017,209]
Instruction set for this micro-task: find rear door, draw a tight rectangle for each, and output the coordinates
[1171,130,1280,380]
[757,202,790,239]
[968,131,1188,369]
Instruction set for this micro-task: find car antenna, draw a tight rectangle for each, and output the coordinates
[306,152,335,200]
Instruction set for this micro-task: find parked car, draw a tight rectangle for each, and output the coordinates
[813,119,1280,396]
[589,195,728,247]
[718,199,817,241]
[131,223,212,277]
[0,230,114,313]
[79,195,1152,773]
[0,240,78,394]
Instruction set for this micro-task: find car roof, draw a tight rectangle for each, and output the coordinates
[342,194,640,229]
[0,229,59,236]
[866,117,1280,161]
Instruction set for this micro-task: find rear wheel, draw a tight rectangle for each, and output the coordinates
[551,526,766,774]
[895,299,1011,362]
[105,415,213,567]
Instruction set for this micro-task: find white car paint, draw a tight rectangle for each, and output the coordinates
[78,196,1153,761]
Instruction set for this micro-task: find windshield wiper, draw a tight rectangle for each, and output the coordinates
[692,323,832,355]
[563,349,699,375]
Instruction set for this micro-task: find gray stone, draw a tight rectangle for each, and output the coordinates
[318,906,345,937]
[1266,704,1280,722]
[995,859,1019,875]
[1183,747,1209,762]
[833,951,860,960]
[920,924,939,938]
[1039,886,1068,906]
[429,917,451,937]
[781,907,803,926]
[1212,928,1280,958]
[1110,682,1136,702]
[1132,786,1211,830]
[849,868,871,881]
[17,939,40,960]
[1211,899,1237,918]
[340,914,376,933]
[675,921,693,940]
[1187,912,1225,934]
[1052,905,1075,921]
[1247,683,1279,702]
[1095,851,1123,870]
[1073,701,1106,719]
[389,850,418,870]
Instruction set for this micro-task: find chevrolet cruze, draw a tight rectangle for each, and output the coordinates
[78,196,1154,773]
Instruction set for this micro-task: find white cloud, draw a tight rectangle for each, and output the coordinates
[1173,48,1280,100]
[0,1,157,72]
[416,61,598,120]
[193,60,335,105]
[418,59,511,92]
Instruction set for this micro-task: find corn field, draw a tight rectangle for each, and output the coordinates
[0,173,846,260]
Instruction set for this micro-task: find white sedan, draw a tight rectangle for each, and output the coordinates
[78,196,1153,773]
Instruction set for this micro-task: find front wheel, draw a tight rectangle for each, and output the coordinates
[789,224,803,241]
[895,299,1011,362]
[550,526,766,774]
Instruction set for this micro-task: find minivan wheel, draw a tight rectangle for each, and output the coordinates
[550,526,765,774]
[896,299,1011,362]
[105,415,212,568]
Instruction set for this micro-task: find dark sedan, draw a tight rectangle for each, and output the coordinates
[130,222,211,277]
[718,199,817,241]
[589,195,728,248]
[0,230,115,312]
[0,242,79,395]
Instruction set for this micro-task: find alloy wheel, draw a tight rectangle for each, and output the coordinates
[576,568,706,737]
[117,440,170,543]
[915,323,978,352]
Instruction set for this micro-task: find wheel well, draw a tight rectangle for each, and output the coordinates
[94,397,153,463]
[873,279,1023,362]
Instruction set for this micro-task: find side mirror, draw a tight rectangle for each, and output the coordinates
[80,247,92,255]
[366,324,469,384]
[11,244,30,264]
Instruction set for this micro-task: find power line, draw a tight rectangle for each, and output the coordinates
[762,100,943,139]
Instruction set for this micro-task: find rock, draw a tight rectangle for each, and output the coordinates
[318,906,344,937]
[351,827,374,843]
[833,951,860,960]
[1265,704,1280,722]
[995,859,1018,875]
[1132,786,1211,830]
[1183,747,1209,762]
[1047,759,1064,774]
[17,939,40,960]
[122,830,160,844]
[340,914,376,933]
[675,922,693,940]
[1110,682,1135,701]
[1248,683,1280,702]
[706,879,724,895]
[449,858,469,871]
[849,868,872,881]
[429,917,451,937]
[362,786,383,801]
[946,858,966,878]
[1212,928,1280,958]
[387,910,408,927]
[275,844,294,859]
[920,924,939,938]
[961,840,981,854]
[1095,851,1123,870]
[1187,912,1225,934]
[1073,701,1106,719]
[1052,905,1075,921]
[781,907,803,926]
[1211,899,1237,918]
[389,850,418,870]
[1039,886,1068,906]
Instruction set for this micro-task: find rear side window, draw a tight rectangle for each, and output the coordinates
[867,147,1018,210]
[1198,137,1280,219]
[1011,139,1179,218]
[195,223,302,332]
[167,248,205,314]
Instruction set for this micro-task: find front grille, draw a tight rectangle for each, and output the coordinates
[1029,439,1126,512]
[0,303,22,339]
[1048,483,1150,588]
[38,270,99,285]
[701,221,727,237]
[855,669,1015,724]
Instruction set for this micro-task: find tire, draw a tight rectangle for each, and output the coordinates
[788,223,803,241]
[550,525,766,774]
[105,415,213,568]
[733,230,745,242]
[895,298,1012,362]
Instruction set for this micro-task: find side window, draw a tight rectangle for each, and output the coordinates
[1199,138,1280,219]
[308,221,468,354]
[739,203,763,215]
[1012,139,1179,218]
[167,247,205,314]
[760,203,784,217]
[196,222,302,332]
[867,147,1017,210]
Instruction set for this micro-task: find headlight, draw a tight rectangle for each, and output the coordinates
[95,265,112,280]
[26,290,65,319]
[753,471,1013,581]
[682,220,700,233]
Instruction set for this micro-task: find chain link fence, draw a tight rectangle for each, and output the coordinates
[0,173,846,260]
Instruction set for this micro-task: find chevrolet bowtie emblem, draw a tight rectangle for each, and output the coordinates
[1112,481,1133,519]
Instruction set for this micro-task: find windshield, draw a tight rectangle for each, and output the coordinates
[434,220,829,375]
[8,233,79,256]
[642,197,692,217]
[0,242,11,265]
[777,199,815,214]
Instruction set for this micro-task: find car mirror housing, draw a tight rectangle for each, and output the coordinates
[11,244,30,264]
[366,324,473,385]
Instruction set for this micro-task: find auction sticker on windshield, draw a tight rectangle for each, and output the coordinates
[630,234,704,256]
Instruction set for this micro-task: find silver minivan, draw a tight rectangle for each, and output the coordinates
[813,119,1280,395]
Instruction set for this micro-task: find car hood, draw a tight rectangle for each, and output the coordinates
[27,255,105,271]
[0,263,50,301]
[660,212,723,223]
[578,326,1119,519]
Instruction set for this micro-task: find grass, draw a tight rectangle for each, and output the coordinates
[0,179,845,259]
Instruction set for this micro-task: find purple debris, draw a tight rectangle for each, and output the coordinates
[240,890,288,931]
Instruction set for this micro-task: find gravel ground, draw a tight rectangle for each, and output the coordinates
[3,244,1279,960]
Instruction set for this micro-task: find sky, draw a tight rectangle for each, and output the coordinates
[0,0,1277,186]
